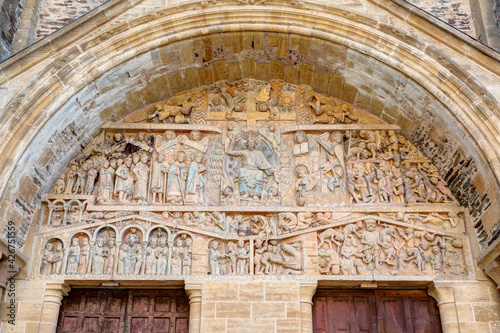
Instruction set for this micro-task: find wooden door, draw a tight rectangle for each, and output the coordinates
[57,289,189,333]
[313,290,441,333]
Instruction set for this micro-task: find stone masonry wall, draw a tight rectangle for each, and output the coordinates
[1,279,499,332]
[34,0,106,40]
[407,0,476,36]
[0,0,23,61]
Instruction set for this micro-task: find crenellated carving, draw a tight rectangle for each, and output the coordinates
[35,80,470,281]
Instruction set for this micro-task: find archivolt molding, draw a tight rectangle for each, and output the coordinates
[0,0,500,263]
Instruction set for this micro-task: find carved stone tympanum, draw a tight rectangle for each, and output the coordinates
[35,79,470,281]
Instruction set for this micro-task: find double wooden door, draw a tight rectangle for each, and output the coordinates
[313,290,441,333]
[56,289,189,333]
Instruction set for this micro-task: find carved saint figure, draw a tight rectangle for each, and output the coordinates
[115,156,133,202]
[91,236,106,274]
[145,237,158,274]
[120,233,143,275]
[226,132,275,200]
[66,238,81,274]
[132,153,150,204]
[150,153,169,204]
[97,160,114,203]
[166,151,188,204]
[156,237,169,274]
[78,238,91,274]
[104,238,116,275]
[208,241,226,275]
[171,238,184,275]
[186,152,206,204]
[236,240,249,275]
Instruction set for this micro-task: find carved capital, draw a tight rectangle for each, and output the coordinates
[44,282,71,306]
[185,282,202,304]
[299,280,318,305]
[485,259,500,289]
[427,283,455,305]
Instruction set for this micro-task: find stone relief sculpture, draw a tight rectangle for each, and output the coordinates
[317,218,466,276]
[37,79,470,281]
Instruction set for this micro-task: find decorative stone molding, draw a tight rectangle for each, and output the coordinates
[185,282,203,333]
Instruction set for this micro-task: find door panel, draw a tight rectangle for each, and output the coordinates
[57,289,189,333]
[313,290,441,333]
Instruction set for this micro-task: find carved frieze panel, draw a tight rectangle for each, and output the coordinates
[34,80,471,282]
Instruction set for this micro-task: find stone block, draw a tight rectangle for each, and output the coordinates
[204,281,238,301]
[203,36,213,62]
[256,63,270,81]
[277,34,288,58]
[180,42,194,65]
[125,90,143,111]
[340,83,358,104]
[265,281,299,302]
[183,67,200,91]
[252,302,286,319]
[459,322,490,332]
[151,75,171,100]
[239,282,265,302]
[270,61,284,80]
[454,282,491,302]
[299,37,310,55]
[202,302,216,318]
[455,303,474,322]
[474,304,500,322]
[216,302,251,318]
[231,32,243,54]
[286,302,301,318]
[168,73,184,95]
[328,73,343,98]
[265,32,278,47]
[16,301,43,322]
[284,66,299,85]
[299,64,314,86]
[227,63,242,82]
[201,318,225,333]
[226,319,275,333]
[241,60,256,79]
[213,61,228,82]
[276,318,301,333]
[198,67,214,86]
[253,32,264,50]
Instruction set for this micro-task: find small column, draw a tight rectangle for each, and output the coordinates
[40,282,70,333]
[299,281,318,333]
[185,282,202,333]
[428,283,459,333]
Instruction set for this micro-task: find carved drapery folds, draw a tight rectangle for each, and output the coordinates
[34,79,469,280]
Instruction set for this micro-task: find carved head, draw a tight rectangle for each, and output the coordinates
[430,177,439,185]
[175,238,183,246]
[194,152,204,163]
[185,238,192,247]
[159,237,167,247]
[258,104,269,112]
[137,132,147,141]
[97,236,105,246]
[55,242,63,251]
[223,186,233,196]
[212,98,221,106]
[108,238,115,247]
[364,219,377,232]
[238,239,244,248]
[164,130,176,140]
[132,153,140,164]
[46,243,54,251]
[127,234,139,246]
[114,133,124,142]
[72,238,80,246]
[189,130,201,141]
[82,238,89,246]
[124,157,132,167]
[176,151,187,163]
[295,164,308,178]
[149,238,158,248]
[330,131,342,143]
[294,131,307,144]
[140,153,149,163]
[103,160,110,168]
[247,139,256,151]
[211,241,219,250]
